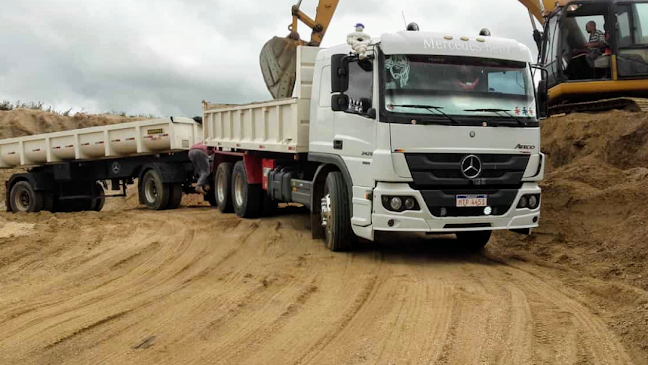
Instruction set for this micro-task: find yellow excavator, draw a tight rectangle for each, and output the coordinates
[525,0,648,113]
[261,0,648,113]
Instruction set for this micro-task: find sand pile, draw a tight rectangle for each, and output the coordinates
[499,110,648,290]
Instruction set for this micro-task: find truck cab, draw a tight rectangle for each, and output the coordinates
[309,30,546,244]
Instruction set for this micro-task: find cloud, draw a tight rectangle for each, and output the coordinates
[0,0,540,117]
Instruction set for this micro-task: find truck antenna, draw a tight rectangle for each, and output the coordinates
[402,11,407,29]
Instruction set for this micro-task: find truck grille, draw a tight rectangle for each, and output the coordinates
[405,153,530,188]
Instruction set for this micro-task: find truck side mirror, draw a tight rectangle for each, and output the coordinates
[331,54,349,93]
[331,94,349,112]
[537,79,549,119]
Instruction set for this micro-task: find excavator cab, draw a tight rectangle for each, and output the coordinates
[537,0,648,113]
[260,0,340,99]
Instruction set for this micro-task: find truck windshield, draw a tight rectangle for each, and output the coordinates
[383,55,537,119]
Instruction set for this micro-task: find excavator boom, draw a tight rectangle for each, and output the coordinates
[260,0,340,99]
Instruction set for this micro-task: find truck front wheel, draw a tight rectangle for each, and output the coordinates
[9,181,44,213]
[321,172,354,252]
[140,170,170,210]
[231,161,261,218]
[456,231,492,252]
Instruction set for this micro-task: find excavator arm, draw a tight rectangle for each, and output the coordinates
[260,0,340,99]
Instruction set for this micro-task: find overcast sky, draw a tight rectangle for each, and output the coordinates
[0,0,540,117]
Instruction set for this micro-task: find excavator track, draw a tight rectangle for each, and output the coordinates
[550,97,648,115]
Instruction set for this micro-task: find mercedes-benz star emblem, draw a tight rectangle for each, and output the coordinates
[461,155,483,179]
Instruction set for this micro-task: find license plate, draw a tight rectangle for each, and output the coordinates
[456,195,488,208]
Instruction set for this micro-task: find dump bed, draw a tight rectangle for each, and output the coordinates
[0,117,202,168]
[203,46,319,154]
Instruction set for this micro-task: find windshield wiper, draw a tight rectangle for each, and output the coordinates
[464,108,527,127]
[391,104,461,125]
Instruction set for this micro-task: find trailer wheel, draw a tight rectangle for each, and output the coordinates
[231,161,262,218]
[166,184,183,210]
[456,231,492,252]
[322,172,354,252]
[93,183,106,212]
[9,181,44,213]
[140,169,170,210]
[215,162,234,213]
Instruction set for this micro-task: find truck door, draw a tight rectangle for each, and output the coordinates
[333,58,377,189]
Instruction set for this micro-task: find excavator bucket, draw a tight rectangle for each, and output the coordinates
[260,37,299,99]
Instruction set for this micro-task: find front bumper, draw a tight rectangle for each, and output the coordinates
[371,182,541,233]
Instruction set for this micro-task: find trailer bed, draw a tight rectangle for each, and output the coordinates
[202,46,319,154]
[0,117,202,168]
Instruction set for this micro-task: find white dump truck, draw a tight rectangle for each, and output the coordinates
[202,28,547,251]
[0,117,205,212]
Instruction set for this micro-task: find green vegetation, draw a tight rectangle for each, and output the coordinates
[0,100,157,119]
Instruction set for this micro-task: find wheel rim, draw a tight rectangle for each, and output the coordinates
[144,178,158,203]
[217,172,226,203]
[321,192,333,240]
[234,174,245,207]
[15,188,30,211]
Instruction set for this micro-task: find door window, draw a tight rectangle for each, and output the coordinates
[346,60,373,114]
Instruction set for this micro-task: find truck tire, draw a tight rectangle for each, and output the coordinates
[206,175,218,207]
[456,231,492,252]
[140,169,170,210]
[215,163,234,213]
[92,183,106,212]
[231,161,262,218]
[9,181,44,213]
[166,183,183,210]
[322,172,354,252]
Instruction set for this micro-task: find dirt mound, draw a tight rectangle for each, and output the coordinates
[496,110,648,358]
[0,109,143,139]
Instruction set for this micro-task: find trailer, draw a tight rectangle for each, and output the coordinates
[0,117,206,213]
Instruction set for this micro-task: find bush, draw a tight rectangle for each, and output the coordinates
[0,100,14,111]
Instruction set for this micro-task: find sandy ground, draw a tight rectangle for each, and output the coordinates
[0,109,647,364]
[0,204,645,365]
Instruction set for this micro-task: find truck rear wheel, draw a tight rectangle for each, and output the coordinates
[456,231,492,252]
[140,169,170,210]
[206,174,218,207]
[166,184,183,210]
[231,161,262,218]
[9,181,44,213]
[322,172,354,252]
[215,162,234,213]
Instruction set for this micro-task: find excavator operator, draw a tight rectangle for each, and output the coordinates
[566,20,608,80]
[573,21,607,64]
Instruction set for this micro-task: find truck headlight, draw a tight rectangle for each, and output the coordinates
[517,196,528,209]
[404,198,416,210]
[390,197,403,211]
[382,196,420,212]
[528,195,540,209]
